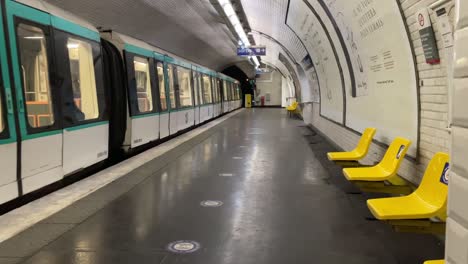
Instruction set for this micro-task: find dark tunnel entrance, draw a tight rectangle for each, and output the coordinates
[222,65,252,108]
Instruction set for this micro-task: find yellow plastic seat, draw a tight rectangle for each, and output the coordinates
[343,137,411,182]
[286,101,298,111]
[286,101,299,117]
[327,128,376,161]
[424,260,444,264]
[367,152,449,221]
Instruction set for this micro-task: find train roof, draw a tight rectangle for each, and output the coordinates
[14,0,99,40]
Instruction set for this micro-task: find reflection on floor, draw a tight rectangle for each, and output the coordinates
[0,109,443,264]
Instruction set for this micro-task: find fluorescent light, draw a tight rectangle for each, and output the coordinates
[223,4,236,17]
[217,0,260,66]
[218,0,230,5]
[67,43,79,49]
[250,56,260,68]
[229,15,241,27]
[24,36,43,39]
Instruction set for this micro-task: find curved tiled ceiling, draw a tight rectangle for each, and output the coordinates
[42,0,309,82]
[43,0,251,71]
[239,0,308,64]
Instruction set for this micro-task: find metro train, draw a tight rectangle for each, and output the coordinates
[0,0,242,206]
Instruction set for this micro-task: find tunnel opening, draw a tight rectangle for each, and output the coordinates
[222,65,252,107]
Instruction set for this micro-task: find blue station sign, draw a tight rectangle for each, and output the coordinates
[237,46,266,56]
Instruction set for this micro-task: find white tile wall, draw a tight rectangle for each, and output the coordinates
[447,0,468,262]
[455,0,468,29]
[453,28,468,77]
[446,219,468,263]
[304,0,453,185]
[448,172,468,224]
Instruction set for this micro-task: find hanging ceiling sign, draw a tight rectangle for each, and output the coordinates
[256,67,272,74]
[417,8,440,64]
[237,46,266,56]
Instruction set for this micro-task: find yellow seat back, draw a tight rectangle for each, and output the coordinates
[414,152,450,220]
[353,128,376,158]
[377,137,411,174]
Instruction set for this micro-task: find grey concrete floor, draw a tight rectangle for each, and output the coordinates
[1,109,444,263]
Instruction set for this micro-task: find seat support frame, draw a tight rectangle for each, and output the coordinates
[388,220,446,234]
[354,181,414,195]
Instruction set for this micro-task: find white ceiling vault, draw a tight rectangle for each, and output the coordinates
[239,0,307,64]
[43,0,251,71]
[42,0,307,80]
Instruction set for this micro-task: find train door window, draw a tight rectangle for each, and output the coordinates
[66,38,99,120]
[177,67,193,107]
[156,62,167,111]
[211,78,216,103]
[216,79,221,103]
[133,56,153,113]
[17,23,54,128]
[197,73,203,105]
[192,71,199,106]
[216,79,219,103]
[223,80,228,101]
[167,64,176,109]
[215,79,219,103]
[202,75,212,104]
[0,92,4,134]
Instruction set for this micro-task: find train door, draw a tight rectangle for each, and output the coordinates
[222,80,228,113]
[0,2,18,204]
[201,74,213,122]
[53,29,108,176]
[215,78,222,117]
[211,77,219,117]
[175,66,194,131]
[197,72,203,123]
[192,70,200,125]
[6,1,63,194]
[167,64,179,135]
[124,49,159,148]
[157,60,169,138]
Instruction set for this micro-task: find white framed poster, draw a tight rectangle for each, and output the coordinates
[317,0,418,156]
[287,0,349,124]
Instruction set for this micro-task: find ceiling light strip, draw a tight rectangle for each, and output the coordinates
[217,0,260,68]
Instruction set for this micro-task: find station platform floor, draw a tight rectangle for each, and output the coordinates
[0,109,443,264]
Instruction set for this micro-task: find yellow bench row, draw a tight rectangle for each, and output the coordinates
[327,128,448,264]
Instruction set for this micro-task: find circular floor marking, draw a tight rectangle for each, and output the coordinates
[167,240,201,254]
[200,200,223,207]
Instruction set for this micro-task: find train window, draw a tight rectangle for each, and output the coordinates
[216,80,220,103]
[202,75,212,104]
[133,56,153,113]
[177,67,193,107]
[192,71,199,106]
[217,80,222,103]
[211,78,216,103]
[0,93,4,133]
[197,74,203,105]
[67,38,99,120]
[223,81,228,101]
[156,62,167,111]
[167,64,176,109]
[17,23,54,128]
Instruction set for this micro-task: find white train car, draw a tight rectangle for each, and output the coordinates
[0,0,243,207]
